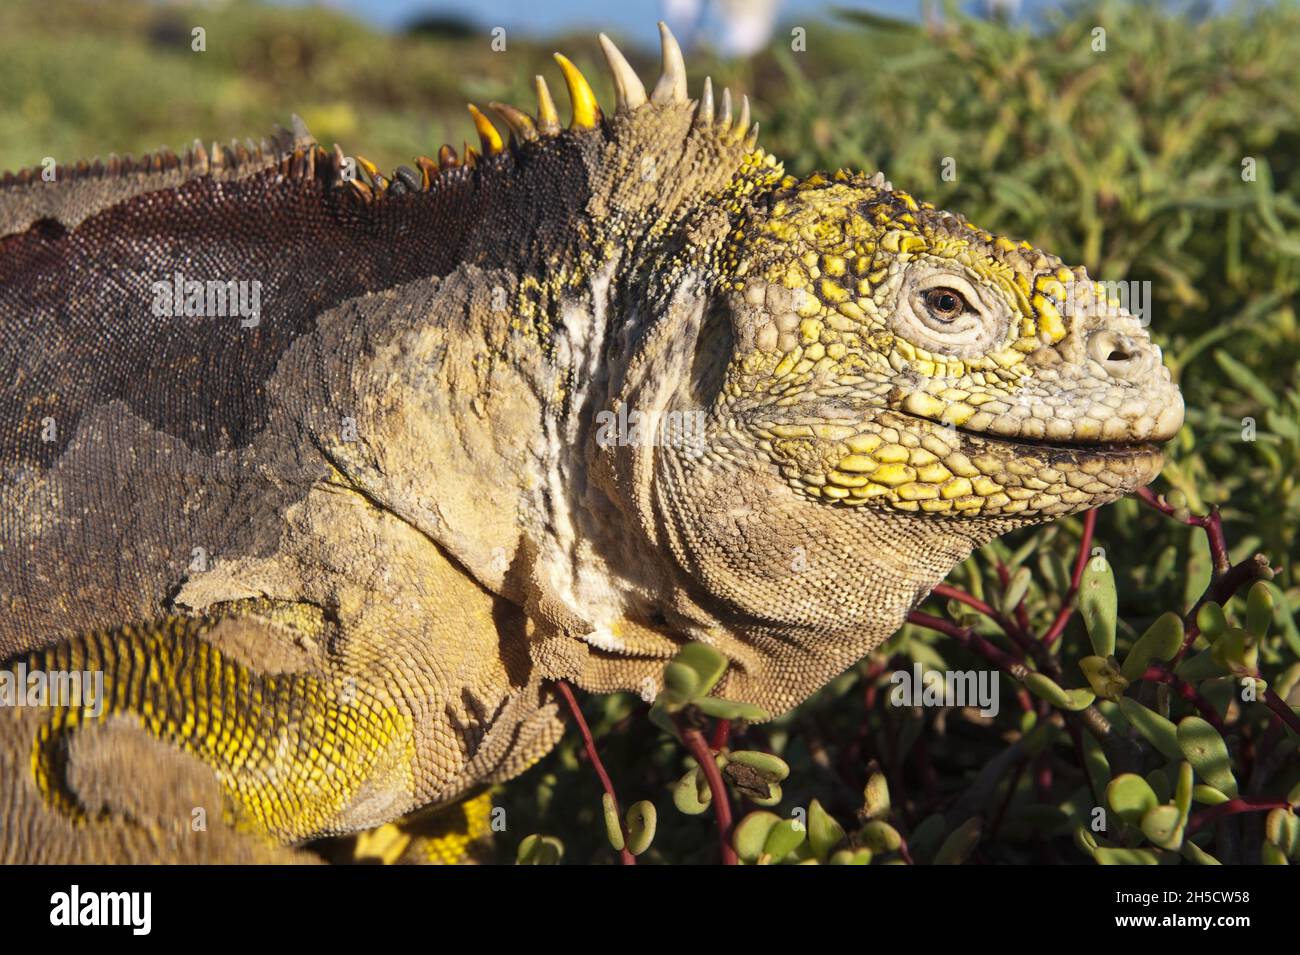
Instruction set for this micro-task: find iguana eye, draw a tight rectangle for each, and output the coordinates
[922,287,968,322]
[893,268,1008,357]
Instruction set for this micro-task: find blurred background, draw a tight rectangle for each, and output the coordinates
[3,0,1296,862]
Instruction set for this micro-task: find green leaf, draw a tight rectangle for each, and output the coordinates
[1073,825,1102,860]
[829,848,873,865]
[1246,581,1274,639]
[1118,697,1181,761]
[1174,761,1194,818]
[732,811,781,863]
[1095,847,1160,865]
[863,771,891,820]
[1264,808,1300,858]
[1195,602,1228,642]
[1174,647,1228,682]
[1214,350,1278,410]
[1025,672,1095,710]
[1079,655,1129,700]
[1001,565,1032,615]
[601,793,624,852]
[727,750,790,781]
[808,799,846,861]
[933,817,982,865]
[762,818,807,863]
[1261,843,1289,865]
[1141,804,1185,851]
[1211,627,1258,676]
[1120,612,1184,682]
[1107,774,1158,827]
[664,643,728,701]
[672,768,711,815]
[693,696,769,721]
[1079,556,1118,657]
[516,834,564,865]
[1177,717,1239,798]
[1192,784,1230,806]
[1145,767,1172,805]
[1180,840,1222,865]
[624,801,656,856]
[859,820,903,853]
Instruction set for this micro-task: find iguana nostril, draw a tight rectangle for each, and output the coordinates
[1089,330,1144,378]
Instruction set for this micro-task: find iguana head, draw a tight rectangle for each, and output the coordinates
[578,26,1183,709]
[713,171,1183,520]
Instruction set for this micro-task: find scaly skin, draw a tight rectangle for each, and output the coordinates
[0,24,1181,862]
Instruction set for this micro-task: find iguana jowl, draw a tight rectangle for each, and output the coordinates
[0,24,1183,862]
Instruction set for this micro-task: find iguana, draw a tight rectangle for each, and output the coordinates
[0,23,1183,863]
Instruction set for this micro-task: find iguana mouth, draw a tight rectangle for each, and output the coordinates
[952,427,1162,458]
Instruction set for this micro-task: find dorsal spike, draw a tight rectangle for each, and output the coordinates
[489,102,538,142]
[719,87,733,131]
[745,122,760,150]
[355,154,381,186]
[696,76,715,127]
[733,94,751,142]
[597,33,647,110]
[466,103,505,155]
[552,52,601,129]
[533,75,561,135]
[290,113,313,146]
[190,139,209,175]
[414,155,437,188]
[651,21,688,104]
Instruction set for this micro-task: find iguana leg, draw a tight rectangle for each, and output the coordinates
[0,519,564,863]
[327,791,497,864]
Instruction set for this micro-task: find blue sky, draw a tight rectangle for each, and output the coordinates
[289,0,940,41]
[275,1,1247,52]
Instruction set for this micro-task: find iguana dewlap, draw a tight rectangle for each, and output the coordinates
[0,24,1182,862]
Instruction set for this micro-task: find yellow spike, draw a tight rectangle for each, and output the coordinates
[355,154,381,184]
[552,52,601,129]
[533,75,561,135]
[466,104,504,155]
[489,102,538,142]
[414,155,437,188]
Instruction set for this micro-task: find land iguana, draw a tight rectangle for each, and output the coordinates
[0,24,1183,863]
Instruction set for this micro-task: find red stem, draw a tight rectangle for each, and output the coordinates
[555,680,636,865]
[1187,796,1291,835]
[1043,508,1097,646]
[710,718,732,751]
[1263,686,1300,738]
[681,726,738,865]
[1134,489,1276,661]
[1139,665,1225,730]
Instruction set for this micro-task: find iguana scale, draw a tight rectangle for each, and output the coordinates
[0,24,1183,863]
